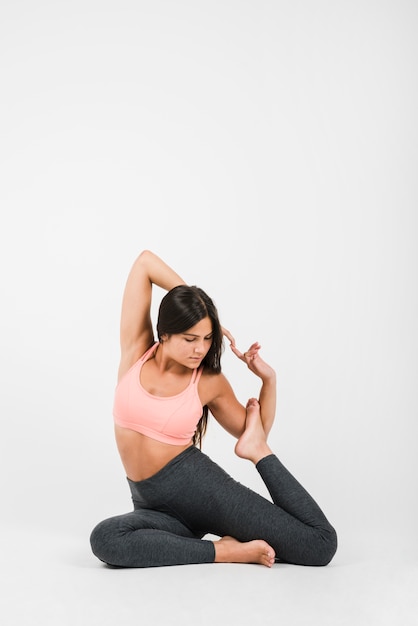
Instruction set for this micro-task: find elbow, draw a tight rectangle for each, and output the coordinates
[136,249,153,265]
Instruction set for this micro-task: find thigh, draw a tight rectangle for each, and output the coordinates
[179,465,296,541]
[90,508,211,567]
[150,450,293,541]
[158,452,318,558]
[92,507,203,542]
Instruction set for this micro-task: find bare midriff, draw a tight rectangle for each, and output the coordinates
[114,424,193,481]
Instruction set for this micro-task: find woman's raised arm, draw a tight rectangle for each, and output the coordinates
[118,250,186,379]
[228,339,277,437]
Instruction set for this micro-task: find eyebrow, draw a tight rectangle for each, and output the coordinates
[182,332,213,338]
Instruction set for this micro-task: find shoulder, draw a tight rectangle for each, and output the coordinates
[200,369,227,385]
[200,369,246,437]
[198,370,235,405]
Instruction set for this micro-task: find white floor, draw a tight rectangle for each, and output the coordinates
[1,524,417,626]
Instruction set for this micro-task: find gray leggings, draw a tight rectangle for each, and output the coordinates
[90,447,337,567]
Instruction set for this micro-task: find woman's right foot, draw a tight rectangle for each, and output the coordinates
[235,398,273,464]
[214,536,276,568]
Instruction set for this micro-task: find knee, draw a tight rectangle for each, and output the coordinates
[90,518,117,565]
[313,526,338,566]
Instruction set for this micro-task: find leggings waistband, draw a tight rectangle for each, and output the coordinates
[127,445,200,489]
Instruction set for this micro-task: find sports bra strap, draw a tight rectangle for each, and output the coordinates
[194,366,203,384]
[140,342,159,362]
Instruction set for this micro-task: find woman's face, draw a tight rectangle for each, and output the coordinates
[164,317,213,368]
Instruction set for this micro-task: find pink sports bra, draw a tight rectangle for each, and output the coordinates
[113,342,204,445]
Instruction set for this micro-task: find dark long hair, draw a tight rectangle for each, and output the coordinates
[156,285,223,447]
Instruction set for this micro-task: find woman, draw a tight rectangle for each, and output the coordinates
[90,250,337,568]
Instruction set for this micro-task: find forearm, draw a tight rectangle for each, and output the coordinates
[119,250,185,353]
[258,374,277,437]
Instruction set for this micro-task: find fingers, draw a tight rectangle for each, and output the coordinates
[230,343,244,359]
[243,342,261,361]
[222,326,235,346]
[229,340,261,362]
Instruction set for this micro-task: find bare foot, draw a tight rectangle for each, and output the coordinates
[235,398,273,464]
[214,536,276,568]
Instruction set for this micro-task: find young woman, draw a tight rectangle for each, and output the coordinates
[90,250,337,568]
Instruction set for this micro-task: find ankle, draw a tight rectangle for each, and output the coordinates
[250,444,273,465]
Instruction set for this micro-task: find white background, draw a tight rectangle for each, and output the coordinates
[1,1,417,624]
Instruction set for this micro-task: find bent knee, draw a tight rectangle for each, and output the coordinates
[312,527,338,566]
[90,518,117,564]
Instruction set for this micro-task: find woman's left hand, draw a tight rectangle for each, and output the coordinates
[222,326,236,346]
[229,341,276,381]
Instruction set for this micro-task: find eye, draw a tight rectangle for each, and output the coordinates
[184,338,195,343]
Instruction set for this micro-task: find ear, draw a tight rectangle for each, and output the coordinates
[159,333,168,343]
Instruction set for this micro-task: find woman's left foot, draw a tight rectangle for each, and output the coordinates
[235,398,273,464]
[214,535,276,567]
